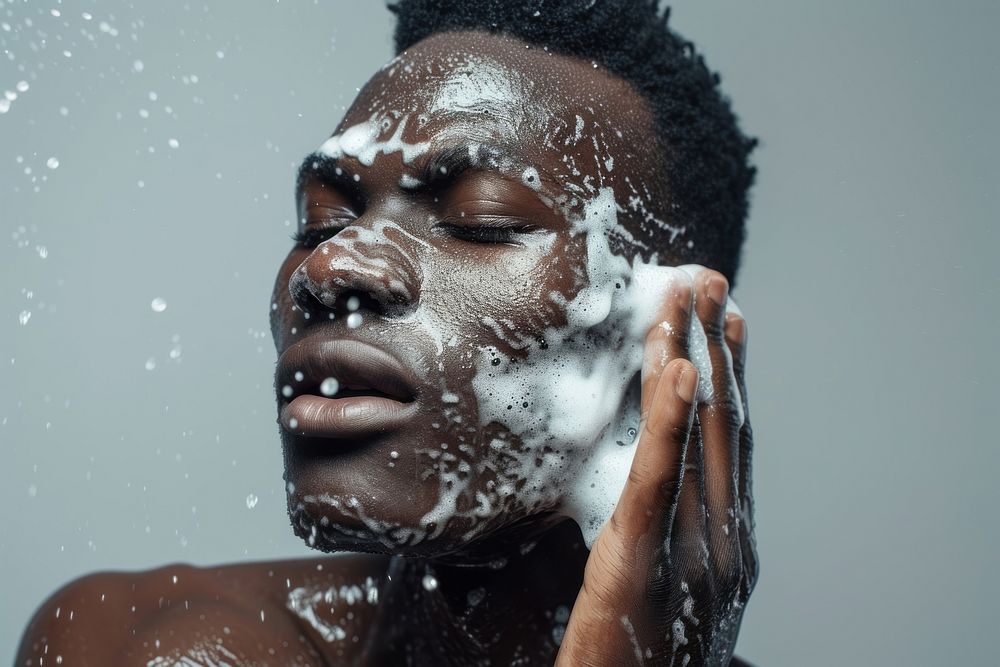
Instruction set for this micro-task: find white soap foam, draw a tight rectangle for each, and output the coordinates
[428,58,524,122]
[319,114,430,167]
[469,187,742,547]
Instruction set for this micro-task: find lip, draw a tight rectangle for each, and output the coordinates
[277,338,420,439]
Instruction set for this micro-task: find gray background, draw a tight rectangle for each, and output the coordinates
[2,1,997,664]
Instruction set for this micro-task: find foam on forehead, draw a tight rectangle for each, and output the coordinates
[428,57,529,120]
[318,114,431,167]
[339,30,659,185]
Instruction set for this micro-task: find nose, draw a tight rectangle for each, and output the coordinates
[289,220,423,322]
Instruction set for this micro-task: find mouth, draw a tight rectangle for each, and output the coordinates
[276,338,420,439]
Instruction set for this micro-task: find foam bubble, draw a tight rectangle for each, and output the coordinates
[320,377,339,397]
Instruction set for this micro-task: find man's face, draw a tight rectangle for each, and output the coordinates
[271,31,671,556]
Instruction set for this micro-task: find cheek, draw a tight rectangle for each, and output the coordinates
[421,235,587,359]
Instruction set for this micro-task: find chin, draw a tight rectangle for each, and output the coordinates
[286,481,563,561]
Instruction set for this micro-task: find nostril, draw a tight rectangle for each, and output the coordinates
[288,263,328,317]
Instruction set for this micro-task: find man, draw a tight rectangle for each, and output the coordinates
[18,1,757,664]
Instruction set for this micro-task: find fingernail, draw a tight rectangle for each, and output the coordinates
[676,366,698,403]
[707,276,728,308]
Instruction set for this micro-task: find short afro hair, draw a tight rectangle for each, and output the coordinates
[389,0,756,285]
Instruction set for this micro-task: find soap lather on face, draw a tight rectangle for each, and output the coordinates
[274,33,725,556]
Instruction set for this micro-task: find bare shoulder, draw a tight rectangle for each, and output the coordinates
[16,554,391,666]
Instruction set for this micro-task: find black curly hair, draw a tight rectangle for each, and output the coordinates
[389,0,756,285]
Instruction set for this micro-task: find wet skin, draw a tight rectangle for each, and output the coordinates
[274,32,667,557]
[18,31,756,666]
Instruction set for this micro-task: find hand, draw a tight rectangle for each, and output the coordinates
[557,268,758,666]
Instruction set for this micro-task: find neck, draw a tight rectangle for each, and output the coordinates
[376,518,590,665]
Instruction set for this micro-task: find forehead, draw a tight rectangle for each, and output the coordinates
[336,31,657,180]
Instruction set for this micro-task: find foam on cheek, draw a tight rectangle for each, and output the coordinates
[470,187,742,547]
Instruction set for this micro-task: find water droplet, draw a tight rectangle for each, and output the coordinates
[627,427,637,438]
[150,297,167,312]
[491,357,501,366]
[346,295,360,311]
[554,604,571,623]
[288,417,299,429]
[293,371,304,382]
[422,574,438,592]
[281,384,294,398]
[467,587,485,606]
[246,493,258,509]
[347,312,362,329]
[46,157,59,170]
[320,377,339,397]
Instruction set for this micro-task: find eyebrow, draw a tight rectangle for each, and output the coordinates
[295,143,557,200]
[295,153,365,202]
[411,143,552,193]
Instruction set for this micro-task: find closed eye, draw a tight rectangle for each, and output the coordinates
[293,213,357,248]
[292,225,348,248]
[436,216,542,246]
